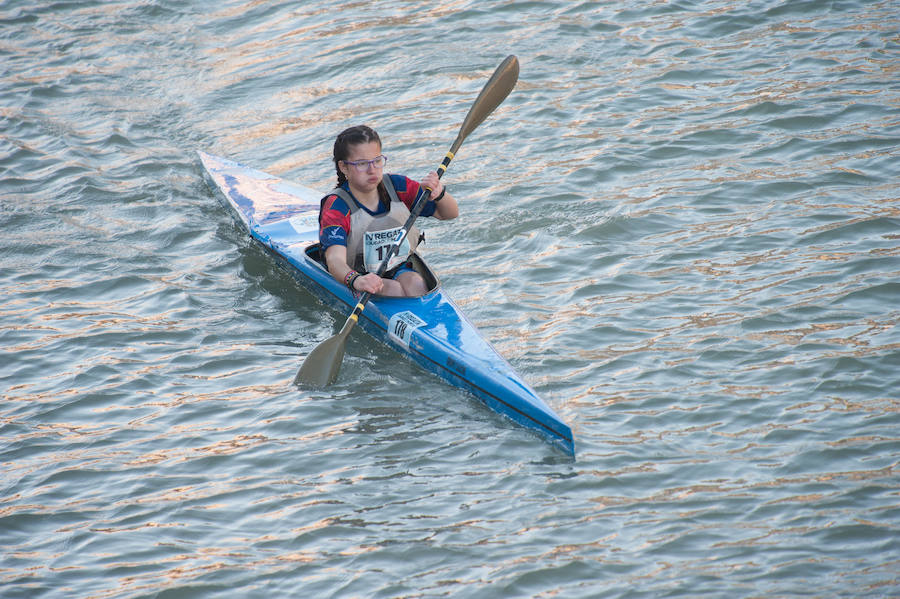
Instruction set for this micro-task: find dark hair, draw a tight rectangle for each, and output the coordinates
[333,125,382,186]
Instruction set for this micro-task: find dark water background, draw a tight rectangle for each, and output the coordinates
[2,1,899,597]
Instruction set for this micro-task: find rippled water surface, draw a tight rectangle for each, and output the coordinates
[2,1,899,597]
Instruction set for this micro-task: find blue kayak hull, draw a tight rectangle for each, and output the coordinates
[198,151,574,455]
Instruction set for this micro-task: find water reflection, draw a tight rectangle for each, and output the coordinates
[2,0,899,596]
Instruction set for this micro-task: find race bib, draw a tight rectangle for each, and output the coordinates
[364,226,409,273]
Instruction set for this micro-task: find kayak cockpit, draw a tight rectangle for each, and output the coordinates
[303,243,440,298]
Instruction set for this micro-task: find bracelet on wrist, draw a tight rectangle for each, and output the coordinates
[344,270,359,290]
[432,187,446,203]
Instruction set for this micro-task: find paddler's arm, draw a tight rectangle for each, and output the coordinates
[420,172,458,220]
[324,244,385,295]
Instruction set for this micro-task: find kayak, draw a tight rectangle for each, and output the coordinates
[198,151,574,455]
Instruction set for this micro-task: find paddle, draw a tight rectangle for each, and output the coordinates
[294,55,520,387]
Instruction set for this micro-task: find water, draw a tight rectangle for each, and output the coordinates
[2,0,898,596]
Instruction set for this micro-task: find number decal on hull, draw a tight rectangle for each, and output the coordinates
[388,311,426,349]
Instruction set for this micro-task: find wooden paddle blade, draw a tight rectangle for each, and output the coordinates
[294,331,347,387]
[452,55,519,154]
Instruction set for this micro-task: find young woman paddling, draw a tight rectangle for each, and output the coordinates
[318,125,458,297]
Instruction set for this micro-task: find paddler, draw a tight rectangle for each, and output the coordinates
[318,125,458,297]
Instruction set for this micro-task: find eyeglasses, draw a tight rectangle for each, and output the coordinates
[343,155,387,172]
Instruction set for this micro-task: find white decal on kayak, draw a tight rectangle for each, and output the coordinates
[388,311,426,349]
[288,214,319,234]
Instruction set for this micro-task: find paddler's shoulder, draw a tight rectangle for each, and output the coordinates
[385,173,413,192]
[321,191,351,215]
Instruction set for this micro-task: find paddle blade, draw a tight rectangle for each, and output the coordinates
[452,55,519,153]
[294,332,347,387]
